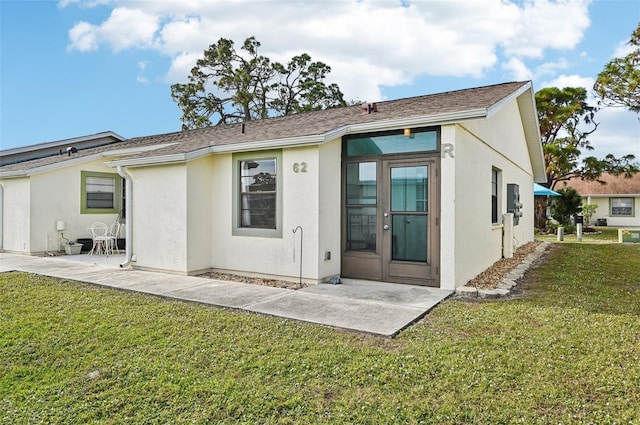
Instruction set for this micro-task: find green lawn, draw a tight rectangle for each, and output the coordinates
[2,243,640,424]
[536,226,620,243]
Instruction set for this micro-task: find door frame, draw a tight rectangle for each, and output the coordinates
[381,157,439,286]
[341,150,440,287]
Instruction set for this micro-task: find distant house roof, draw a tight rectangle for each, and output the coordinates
[565,173,640,196]
[0,137,172,177]
[0,131,125,167]
[1,81,545,181]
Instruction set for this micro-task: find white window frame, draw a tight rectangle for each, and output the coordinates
[610,197,634,217]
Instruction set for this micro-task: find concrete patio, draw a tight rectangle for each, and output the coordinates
[0,252,452,337]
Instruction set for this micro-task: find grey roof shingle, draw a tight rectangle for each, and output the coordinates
[0,137,169,173]
[1,81,529,173]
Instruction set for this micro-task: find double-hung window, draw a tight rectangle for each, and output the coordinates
[81,171,122,214]
[233,150,282,237]
[240,158,277,228]
[611,197,634,216]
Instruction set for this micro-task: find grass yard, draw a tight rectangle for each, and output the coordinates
[536,226,620,244]
[2,243,639,424]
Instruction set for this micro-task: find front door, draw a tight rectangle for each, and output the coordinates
[342,157,439,286]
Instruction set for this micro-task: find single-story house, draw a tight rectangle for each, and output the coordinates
[0,81,546,290]
[565,173,640,227]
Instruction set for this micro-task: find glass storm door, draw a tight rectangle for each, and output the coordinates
[341,158,438,287]
[382,160,437,285]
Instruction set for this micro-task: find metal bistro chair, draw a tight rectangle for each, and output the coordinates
[107,221,121,255]
[87,222,109,256]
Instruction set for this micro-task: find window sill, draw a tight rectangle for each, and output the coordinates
[233,227,282,239]
[492,223,504,230]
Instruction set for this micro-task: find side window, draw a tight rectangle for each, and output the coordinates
[491,168,501,224]
[239,158,277,229]
[611,198,634,216]
[232,150,283,238]
[81,171,122,214]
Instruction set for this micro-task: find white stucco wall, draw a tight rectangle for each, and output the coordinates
[129,163,189,273]
[128,145,333,282]
[446,100,536,288]
[283,146,321,280]
[439,125,457,291]
[1,178,31,253]
[584,196,640,227]
[206,147,326,282]
[186,156,215,272]
[317,138,342,280]
[1,159,122,254]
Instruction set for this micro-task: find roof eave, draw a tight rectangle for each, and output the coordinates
[0,152,106,179]
[0,170,28,179]
[0,143,183,177]
[580,192,640,197]
[486,81,546,183]
[516,83,546,183]
[0,131,126,156]
[100,142,180,157]
[106,146,213,168]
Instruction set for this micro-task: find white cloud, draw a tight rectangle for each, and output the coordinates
[539,74,600,108]
[589,108,640,159]
[612,39,635,58]
[540,74,595,91]
[137,60,150,84]
[164,51,202,84]
[58,0,112,9]
[67,7,159,52]
[501,0,591,58]
[535,58,570,77]
[67,21,98,51]
[502,57,533,81]
[537,74,639,160]
[64,0,596,100]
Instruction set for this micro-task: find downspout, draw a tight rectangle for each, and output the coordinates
[116,166,132,268]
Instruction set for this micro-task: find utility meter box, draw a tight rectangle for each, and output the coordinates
[507,183,522,226]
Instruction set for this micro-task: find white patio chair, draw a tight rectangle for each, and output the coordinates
[87,222,109,256]
[107,221,121,255]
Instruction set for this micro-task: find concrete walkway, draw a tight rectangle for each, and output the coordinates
[0,253,452,337]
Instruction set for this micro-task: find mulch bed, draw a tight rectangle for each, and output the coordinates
[465,241,541,289]
[200,241,542,291]
[198,271,309,290]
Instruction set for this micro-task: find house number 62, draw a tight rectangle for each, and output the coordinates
[292,162,307,173]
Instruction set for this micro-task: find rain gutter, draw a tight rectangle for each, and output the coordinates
[116,165,133,268]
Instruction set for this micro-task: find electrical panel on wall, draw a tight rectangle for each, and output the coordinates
[507,183,522,226]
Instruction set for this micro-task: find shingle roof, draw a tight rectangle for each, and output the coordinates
[565,173,640,195]
[121,81,530,159]
[0,137,169,173]
[1,81,531,173]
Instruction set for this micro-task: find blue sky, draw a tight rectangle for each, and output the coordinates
[1,0,638,160]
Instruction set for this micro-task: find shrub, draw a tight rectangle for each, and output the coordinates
[552,187,583,225]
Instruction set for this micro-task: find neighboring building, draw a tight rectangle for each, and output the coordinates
[0,81,545,290]
[0,131,125,166]
[565,173,640,227]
